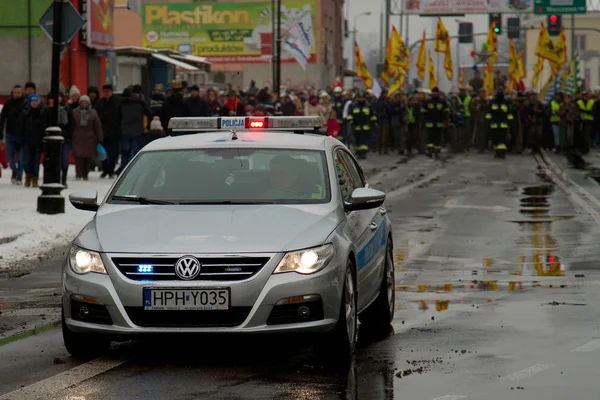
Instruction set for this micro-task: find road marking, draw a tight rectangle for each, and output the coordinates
[432,396,467,400]
[444,199,510,212]
[571,339,600,353]
[26,288,58,294]
[0,356,128,400]
[387,169,446,199]
[499,364,554,381]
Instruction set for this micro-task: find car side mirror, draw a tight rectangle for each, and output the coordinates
[344,188,386,212]
[69,190,100,212]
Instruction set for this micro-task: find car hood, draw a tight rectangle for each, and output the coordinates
[92,204,341,253]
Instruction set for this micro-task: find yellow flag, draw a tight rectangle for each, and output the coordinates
[389,26,410,72]
[553,28,567,65]
[435,17,450,53]
[486,22,498,62]
[517,49,525,80]
[416,30,426,80]
[428,51,437,90]
[536,23,565,65]
[388,70,405,96]
[355,41,374,89]
[532,57,544,89]
[508,39,518,84]
[484,62,494,97]
[539,74,554,101]
[444,39,453,80]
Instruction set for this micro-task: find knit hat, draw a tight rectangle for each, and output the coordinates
[69,85,81,96]
[79,95,91,104]
[27,94,40,105]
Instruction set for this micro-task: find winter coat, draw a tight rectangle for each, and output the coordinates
[207,100,227,117]
[120,96,151,137]
[95,96,122,141]
[71,107,103,159]
[160,92,186,130]
[184,96,209,117]
[0,96,27,138]
[20,106,48,148]
[59,104,75,142]
[150,92,166,119]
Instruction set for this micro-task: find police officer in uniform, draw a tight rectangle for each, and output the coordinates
[347,91,377,159]
[577,90,594,153]
[485,87,514,159]
[422,87,448,158]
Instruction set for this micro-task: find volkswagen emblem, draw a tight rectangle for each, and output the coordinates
[175,256,201,280]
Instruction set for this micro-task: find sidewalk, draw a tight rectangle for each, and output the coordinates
[0,167,113,270]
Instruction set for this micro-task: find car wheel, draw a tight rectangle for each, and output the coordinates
[62,306,111,358]
[359,239,395,335]
[315,260,358,362]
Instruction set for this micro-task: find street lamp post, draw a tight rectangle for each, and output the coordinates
[351,11,372,73]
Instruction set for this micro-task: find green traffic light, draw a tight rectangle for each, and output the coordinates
[494,27,499,33]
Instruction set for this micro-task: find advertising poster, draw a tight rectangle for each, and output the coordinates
[142,1,317,64]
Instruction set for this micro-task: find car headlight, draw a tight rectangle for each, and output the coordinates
[69,246,107,275]
[274,244,335,275]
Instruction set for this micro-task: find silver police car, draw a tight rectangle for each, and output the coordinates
[63,116,394,360]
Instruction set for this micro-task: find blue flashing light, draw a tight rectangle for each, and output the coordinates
[137,264,154,273]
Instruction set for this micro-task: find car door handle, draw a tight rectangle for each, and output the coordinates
[379,207,387,216]
[370,222,378,231]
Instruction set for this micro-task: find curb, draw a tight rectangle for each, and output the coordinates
[0,319,60,347]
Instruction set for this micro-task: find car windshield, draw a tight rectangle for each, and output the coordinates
[108,148,330,205]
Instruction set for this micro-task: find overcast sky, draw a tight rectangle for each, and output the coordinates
[345,0,494,90]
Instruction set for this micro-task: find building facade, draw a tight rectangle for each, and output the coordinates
[0,0,115,98]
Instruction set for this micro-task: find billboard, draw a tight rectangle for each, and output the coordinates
[404,0,533,14]
[142,1,317,64]
[87,0,115,49]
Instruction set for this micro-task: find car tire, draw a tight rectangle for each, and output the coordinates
[315,260,358,363]
[62,307,111,358]
[359,239,395,336]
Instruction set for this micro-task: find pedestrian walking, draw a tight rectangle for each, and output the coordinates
[95,84,121,179]
[20,94,47,187]
[0,85,27,184]
[71,95,103,180]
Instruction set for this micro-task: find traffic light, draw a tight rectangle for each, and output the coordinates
[458,22,473,43]
[489,13,502,34]
[548,15,562,36]
[507,17,520,39]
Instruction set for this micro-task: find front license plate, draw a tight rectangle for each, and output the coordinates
[143,288,230,310]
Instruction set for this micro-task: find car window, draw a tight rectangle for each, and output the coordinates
[339,151,365,189]
[109,148,330,205]
[334,150,357,203]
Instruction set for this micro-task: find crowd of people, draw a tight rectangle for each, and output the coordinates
[2,76,600,187]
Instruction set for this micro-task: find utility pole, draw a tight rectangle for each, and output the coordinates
[275,0,282,93]
[271,0,276,89]
[571,14,576,60]
[384,0,390,53]
[38,0,66,215]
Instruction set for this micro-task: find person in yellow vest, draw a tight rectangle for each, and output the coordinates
[550,93,562,152]
[406,95,419,156]
[577,90,594,153]
[347,91,377,159]
[457,86,472,151]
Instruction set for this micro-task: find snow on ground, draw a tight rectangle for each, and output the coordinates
[0,165,113,269]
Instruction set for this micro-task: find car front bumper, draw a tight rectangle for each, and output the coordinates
[62,253,345,335]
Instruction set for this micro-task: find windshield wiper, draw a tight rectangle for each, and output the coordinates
[110,195,177,205]
[177,200,275,205]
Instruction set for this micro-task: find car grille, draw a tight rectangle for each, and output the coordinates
[124,307,252,327]
[112,257,271,281]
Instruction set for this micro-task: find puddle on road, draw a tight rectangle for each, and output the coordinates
[395,183,575,314]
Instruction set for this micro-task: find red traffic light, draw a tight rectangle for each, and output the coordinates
[549,15,558,23]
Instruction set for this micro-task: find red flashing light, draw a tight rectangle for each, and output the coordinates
[249,119,265,128]
[549,15,558,23]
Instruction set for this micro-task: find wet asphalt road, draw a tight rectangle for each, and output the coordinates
[2,152,600,399]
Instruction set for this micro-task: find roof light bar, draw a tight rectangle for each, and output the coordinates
[168,116,322,132]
